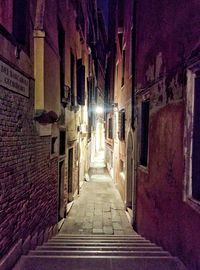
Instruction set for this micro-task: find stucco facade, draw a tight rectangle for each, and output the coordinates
[0,1,107,268]
[135,1,200,269]
[105,0,134,219]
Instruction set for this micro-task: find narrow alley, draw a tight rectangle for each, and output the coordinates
[13,153,186,270]
[0,0,200,270]
[60,151,134,235]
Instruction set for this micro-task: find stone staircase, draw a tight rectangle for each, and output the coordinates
[13,234,186,270]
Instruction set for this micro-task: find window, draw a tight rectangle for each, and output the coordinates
[113,113,118,139]
[121,49,125,87]
[51,137,57,155]
[13,0,29,49]
[108,117,113,139]
[118,32,123,52]
[120,159,125,173]
[129,27,133,76]
[118,0,125,28]
[118,109,125,141]
[87,78,92,139]
[76,2,85,36]
[192,72,200,201]
[70,50,75,106]
[116,64,119,84]
[59,130,66,156]
[77,58,85,105]
[140,100,150,166]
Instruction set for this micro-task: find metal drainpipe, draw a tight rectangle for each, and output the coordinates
[131,0,137,130]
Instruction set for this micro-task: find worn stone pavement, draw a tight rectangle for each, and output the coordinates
[60,151,134,235]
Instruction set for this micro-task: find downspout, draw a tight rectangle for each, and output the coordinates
[34,0,46,112]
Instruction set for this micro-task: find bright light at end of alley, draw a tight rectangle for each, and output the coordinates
[96,106,104,114]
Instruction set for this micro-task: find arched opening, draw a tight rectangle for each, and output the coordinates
[126,130,136,224]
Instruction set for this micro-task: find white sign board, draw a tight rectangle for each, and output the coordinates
[0,60,29,97]
[36,122,52,136]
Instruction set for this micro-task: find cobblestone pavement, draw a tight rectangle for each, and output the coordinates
[60,152,135,235]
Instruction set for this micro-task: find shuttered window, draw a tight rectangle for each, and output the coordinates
[70,50,75,106]
[58,20,65,101]
[108,117,113,139]
[59,130,66,156]
[118,109,125,141]
[77,59,85,105]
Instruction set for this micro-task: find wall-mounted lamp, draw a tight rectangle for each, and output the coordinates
[96,106,104,114]
[112,103,119,112]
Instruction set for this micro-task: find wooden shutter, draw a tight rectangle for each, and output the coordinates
[118,109,125,141]
[77,59,85,105]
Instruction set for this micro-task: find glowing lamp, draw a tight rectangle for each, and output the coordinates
[96,106,104,114]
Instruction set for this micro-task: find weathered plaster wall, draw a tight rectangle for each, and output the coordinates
[136,0,200,269]
[136,0,200,88]
[112,0,133,203]
[0,0,13,32]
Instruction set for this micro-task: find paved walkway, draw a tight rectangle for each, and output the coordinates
[60,151,134,235]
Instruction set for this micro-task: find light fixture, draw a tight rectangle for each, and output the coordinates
[112,103,119,112]
[96,106,104,114]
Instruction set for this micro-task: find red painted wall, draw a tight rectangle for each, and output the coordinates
[136,0,200,87]
[136,0,200,269]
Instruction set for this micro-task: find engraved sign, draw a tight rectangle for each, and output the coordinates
[0,60,29,97]
[36,122,52,136]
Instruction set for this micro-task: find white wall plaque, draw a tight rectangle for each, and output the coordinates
[36,122,52,136]
[0,60,29,97]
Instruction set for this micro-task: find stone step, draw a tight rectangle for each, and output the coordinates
[57,234,138,238]
[49,239,147,243]
[13,255,186,270]
[29,249,170,257]
[36,245,164,251]
[43,241,154,247]
[52,236,144,240]
[46,239,151,244]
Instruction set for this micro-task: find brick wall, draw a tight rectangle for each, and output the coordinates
[0,82,58,259]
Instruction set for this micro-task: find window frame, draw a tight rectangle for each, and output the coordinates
[121,49,126,87]
[118,109,125,141]
[108,117,113,139]
[184,67,200,206]
[12,0,30,54]
[140,99,150,167]
[70,49,75,106]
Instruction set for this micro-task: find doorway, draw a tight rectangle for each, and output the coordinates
[68,148,73,202]
[58,160,65,221]
[126,131,135,224]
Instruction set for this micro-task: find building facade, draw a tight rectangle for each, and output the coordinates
[0,0,107,268]
[135,0,200,269]
[105,0,200,269]
[105,0,134,221]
